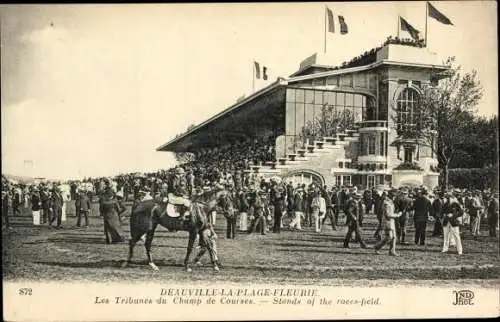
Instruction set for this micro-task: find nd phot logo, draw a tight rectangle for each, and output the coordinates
[452,290,474,306]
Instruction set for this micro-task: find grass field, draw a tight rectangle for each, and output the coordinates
[2,200,499,286]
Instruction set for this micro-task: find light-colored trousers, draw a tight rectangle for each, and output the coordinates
[442,222,463,254]
[312,209,324,233]
[209,211,217,226]
[62,202,67,221]
[470,214,481,236]
[289,211,303,230]
[239,212,248,231]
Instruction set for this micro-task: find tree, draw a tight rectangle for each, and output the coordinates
[450,115,499,169]
[297,104,356,148]
[406,57,483,189]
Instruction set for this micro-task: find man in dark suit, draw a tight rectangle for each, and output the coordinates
[394,189,412,245]
[75,188,91,227]
[49,187,64,228]
[413,189,431,245]
[343,192,367,249]
[40,185,51,224]
[372,185,385,241]
[217,187,237,239]
[431,192,444,236]
[270,180,285,233]
[321,186,336,230]
[487,193,499,237]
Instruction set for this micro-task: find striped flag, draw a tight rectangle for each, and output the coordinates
[400,16,420,40]
[326,7,348,35]
[254,61,268,80]
[326,7,335,33]
[428,2,453,25]
[338,16,348,34]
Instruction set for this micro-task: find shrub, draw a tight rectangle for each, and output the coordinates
[394,162,423,171]
[447,166,499,190]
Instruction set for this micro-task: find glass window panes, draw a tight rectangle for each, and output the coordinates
[323,91,335,105]
[305,90,314,103]
[286,88,296,102]
[343,175,351,186]
[312,78,325,87]
[368,176,375,188]
[314,91,323,105]
[337,92,345,105]
[295,103,305,136]
[297,80,312,88]
[295,89,305,102]
[354,94,363,107]
[326,76,339,86]
[355,73,367,88]
[369,74,377,90]
[286,102,295,135]
[368,135,376,155]
[345,93,354,106]
[341,74,353,87]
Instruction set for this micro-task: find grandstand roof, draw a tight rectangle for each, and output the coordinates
[157,42,449,153]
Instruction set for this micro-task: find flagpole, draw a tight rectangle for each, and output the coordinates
[397,16,400,38]
[425,2,428,47]
[324,6,327,54]
[252,60,255,93]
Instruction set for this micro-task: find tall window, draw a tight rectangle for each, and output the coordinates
[397,88,420,133]
[368,135,376,155]
[367,175,375,188]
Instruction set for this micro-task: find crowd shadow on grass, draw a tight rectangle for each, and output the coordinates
[24,237,108,245]
[32,258,197,270]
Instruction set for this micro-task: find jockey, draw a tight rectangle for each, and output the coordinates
[168,167,191,220]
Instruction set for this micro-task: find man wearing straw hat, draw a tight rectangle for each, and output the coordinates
[75,186,91,228]
[394,188,412,245]
[343,190,367,249]
[374,187,402,256]
[441,191,464,255]
[31,186,41,226]
[372,185,386,241]
[289,187,304,231]
[487,192,499,237]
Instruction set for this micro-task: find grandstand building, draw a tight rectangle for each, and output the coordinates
[158,39,449,189]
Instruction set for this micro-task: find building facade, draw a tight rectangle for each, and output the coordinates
[158,41,448,190]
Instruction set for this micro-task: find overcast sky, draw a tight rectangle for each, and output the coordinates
[1,2,497,180]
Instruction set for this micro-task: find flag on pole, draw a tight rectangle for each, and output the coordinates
[427,2,453,25]
[326,7,335,33]
[254,61,261,79]
[254,61,268,80]
[325,7,348,35]
[338,16,348,34]
[400,16,420,40]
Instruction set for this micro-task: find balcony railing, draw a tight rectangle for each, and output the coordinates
[358,120,388,128]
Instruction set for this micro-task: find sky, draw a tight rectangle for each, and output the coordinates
[1,2,497,180]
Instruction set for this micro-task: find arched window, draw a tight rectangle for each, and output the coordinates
[396,88,420,133]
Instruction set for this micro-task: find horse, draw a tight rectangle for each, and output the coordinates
[122,189,225,272]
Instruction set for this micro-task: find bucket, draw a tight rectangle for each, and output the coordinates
[33,210,41,226]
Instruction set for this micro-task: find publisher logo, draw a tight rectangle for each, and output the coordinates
[452,290,474,306]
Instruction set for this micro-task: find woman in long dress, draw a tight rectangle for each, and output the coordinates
[99,184,126,244]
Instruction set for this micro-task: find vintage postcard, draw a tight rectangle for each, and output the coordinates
[1,2,498,321]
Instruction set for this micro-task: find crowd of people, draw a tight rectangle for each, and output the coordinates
[2,164,499,256]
